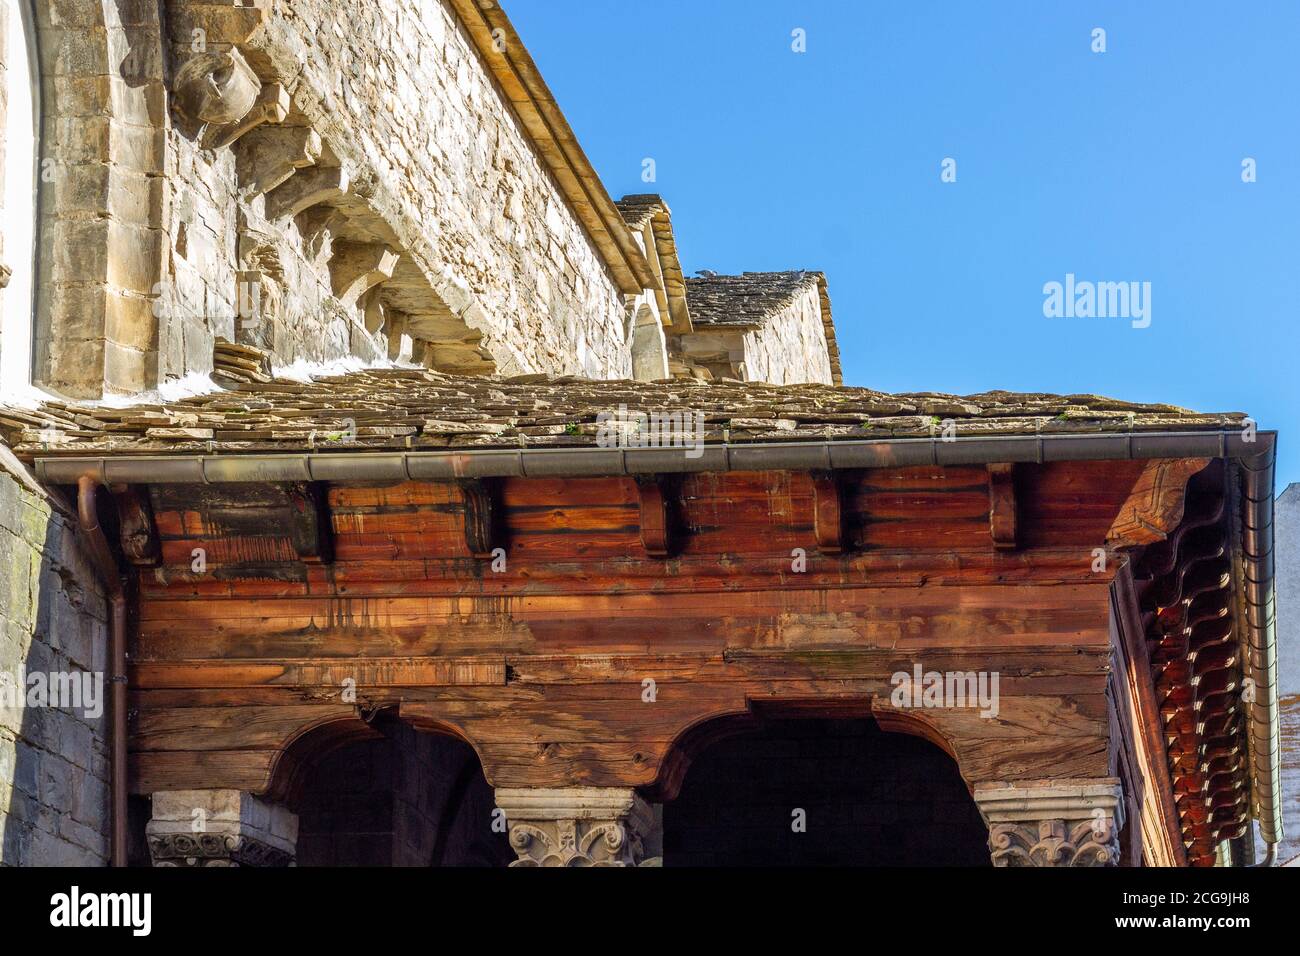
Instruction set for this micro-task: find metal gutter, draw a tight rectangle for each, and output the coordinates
[1236,440,1284,854]
[40,427,1281,861]
[32,429,1269,485]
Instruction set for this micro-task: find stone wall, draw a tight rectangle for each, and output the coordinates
[29,0,635,399]
[738,283,834,385]
[677,273,836,385]
[150,0,634,389]
[1,7,109,865]
[251,0,630,379]
[0,465,109,866]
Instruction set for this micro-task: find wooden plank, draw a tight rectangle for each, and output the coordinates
[131,750,278,795]
[131,658,508,688]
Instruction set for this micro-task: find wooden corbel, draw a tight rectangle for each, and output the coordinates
[810,470,846,555]
[460,479,499,559]
[987,463,1018,550]
[112,485,160,566]
[287,481,334,564]
[635,475,677,558]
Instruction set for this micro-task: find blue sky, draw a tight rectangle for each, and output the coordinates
[507,0,1299,489]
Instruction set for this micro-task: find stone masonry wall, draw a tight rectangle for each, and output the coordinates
[0,467,110,865]
[740,284,833,386]
[152,0,632,385]
[257,0,630,379]
[2,20,110,866]
[30,0,634,397]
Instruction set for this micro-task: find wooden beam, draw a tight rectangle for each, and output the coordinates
[635,475,674,558]
[987,463,1018,550]
[460,479,498,559]
[1106,458,1210,549]
[114,485,159,566]
[286,482,333,564]
[811,471,845,555]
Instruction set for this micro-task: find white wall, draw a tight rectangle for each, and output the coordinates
[0,0,37,397]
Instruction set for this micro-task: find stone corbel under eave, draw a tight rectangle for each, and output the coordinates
[236,126,324,201]
[264,165,351,221]
[172,45,284,151]
[329,242,401,308]
[205,82,290,151]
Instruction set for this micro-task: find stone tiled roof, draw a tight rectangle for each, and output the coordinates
[685,271,823,328]
[614,194,663,231]
[685,271,843,386]
[0,368,1248,460]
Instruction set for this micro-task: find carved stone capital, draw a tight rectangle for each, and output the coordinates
[494,788,662,867]
[146,831,294,868]
[973,778,1124,867]
[146,790,297,867]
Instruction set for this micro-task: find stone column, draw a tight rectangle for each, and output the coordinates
[973,778,1124,867]
[494,787,662,867]
[146,790,298,867]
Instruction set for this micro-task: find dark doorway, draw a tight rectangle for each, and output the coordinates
[663,717,990,866]
[295,723,513,866]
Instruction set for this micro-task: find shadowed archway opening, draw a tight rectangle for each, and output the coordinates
[291,720,512,867]
[662,717,990,866]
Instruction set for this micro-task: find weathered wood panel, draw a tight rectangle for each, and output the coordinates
[127,461,1146,800]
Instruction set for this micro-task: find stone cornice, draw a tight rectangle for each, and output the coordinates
[973,778,1125,824]
[446,0,656,296]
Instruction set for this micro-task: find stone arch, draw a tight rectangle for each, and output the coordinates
[652,699,983,803]
[32,0,167,397]
[264,712,388,807]
[271,709,511,866]
[658,707,990,866]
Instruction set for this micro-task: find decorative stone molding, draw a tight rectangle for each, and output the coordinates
[494,787,662,867]
[146,789,298,867]
[264,165,350,220]
[173,48,262,128]
[205,82,290,150]
[973,778,1125,867]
